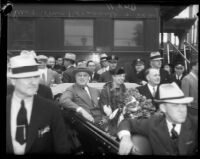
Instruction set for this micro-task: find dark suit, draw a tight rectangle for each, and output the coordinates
[99,70,113,82]
[118,113,198,155]
[171,73,185,88]
[136,84,159,110]
[62,66,76,83]
[7,84,53,100]
[126,69,146,84]
[59,83,103,123]
[90,72,100,83]
[159,68,171,84]
[6,94,70,154]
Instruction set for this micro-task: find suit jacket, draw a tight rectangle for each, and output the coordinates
[136,84,159,110]
[159,68,172,84]
[59,83,103,123]
[46,69,62,86]
[90,72,100,83]
[7,84,53,100]
[118,113,198,155]
[171,73,185,88]
[99,70,113,82]
[181,73,198,109]
[6,95,70,154]
[62,66,76,83]
[126,69,146,84]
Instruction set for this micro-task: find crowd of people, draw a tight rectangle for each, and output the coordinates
[6,50,198,155]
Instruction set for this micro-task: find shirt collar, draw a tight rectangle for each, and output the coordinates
[166,119,181,135]
[147,83,158,90]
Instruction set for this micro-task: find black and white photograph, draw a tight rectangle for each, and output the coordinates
[3,0,198,155]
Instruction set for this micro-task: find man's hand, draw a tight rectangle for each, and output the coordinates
[78,108,94,123]
[103,105,112,116]
[118,135,134,155]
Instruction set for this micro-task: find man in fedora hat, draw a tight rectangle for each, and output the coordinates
[62,53,76,83]
[149,51,171,84]
[60,66,106,125]
[37,55,61,86]
[117,82,197,155]
[6,55,71,154]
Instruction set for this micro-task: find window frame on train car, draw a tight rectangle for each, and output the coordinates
[7,17,36,50]
[63,18,94,51]
[113,19,145,51]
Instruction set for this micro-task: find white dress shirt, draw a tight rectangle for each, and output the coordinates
[166,119,181,136]
[39,68,48,82]
[11,93,33,155]
[147,84,158,97]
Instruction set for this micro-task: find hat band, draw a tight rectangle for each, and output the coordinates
[12,65,38,74]
[158,95,185,100]
[150,55,162,60]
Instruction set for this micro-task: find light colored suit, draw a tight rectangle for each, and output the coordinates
[181,72,198,109]
[59,83,103,123]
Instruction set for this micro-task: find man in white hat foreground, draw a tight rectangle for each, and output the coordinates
[117,82,197,155]
[6,55,70,154]
[149,51,171,84]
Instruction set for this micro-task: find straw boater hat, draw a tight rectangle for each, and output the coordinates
[64,53,76,62]
[7,54,40,78]
[154,82,193,104]
[73,66,92,77]
[150,51,163,61]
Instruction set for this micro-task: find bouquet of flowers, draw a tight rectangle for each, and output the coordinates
[122,88,156,119]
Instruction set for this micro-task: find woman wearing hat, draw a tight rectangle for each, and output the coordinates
[117,82,197,155]
[99,67,126,136]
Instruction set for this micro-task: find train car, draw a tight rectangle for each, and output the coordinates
[7,3,160,70]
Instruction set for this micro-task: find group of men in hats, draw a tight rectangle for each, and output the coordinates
[6,49,198,155]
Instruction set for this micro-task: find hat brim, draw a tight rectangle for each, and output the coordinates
[154,97,194,104]
[151,57,163,60]
[7,71,41,78]
[64,58,75,61]
[73,69,92,77]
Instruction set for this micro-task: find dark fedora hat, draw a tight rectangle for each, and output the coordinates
[73,66,92,77]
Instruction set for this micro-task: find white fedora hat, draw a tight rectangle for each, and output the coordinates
[154,82,193,104]
[64,53,76,61]
[20,50,37,59]
[7,55,41,78]
[150,51,163,60]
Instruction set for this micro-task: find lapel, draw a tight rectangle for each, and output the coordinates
[88,86,98,107]
[178,116,194,155]
[25,95,42,153]
[144,84,154,99]
[6,95,14,153]
[74,84,93,107]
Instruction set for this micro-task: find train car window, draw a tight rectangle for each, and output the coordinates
[114,20,143,47]
[64,19,93,47]
[8,18,35,50]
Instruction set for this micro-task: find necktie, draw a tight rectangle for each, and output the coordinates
[152,87,156,98]
[84,86,91,99]
[171,124,178,140]
[171,124,179,155]
[15,100,28,145]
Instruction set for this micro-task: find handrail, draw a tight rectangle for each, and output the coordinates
[167,41,190,64]
[184,41,198,54]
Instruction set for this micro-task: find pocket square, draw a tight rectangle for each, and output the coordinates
[38,126,50,138]
[185,141,193,145]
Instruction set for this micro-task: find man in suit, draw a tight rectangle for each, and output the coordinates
[59,66,106,125]
[181,61,198,111]
[62,53,76,83]
[6,54,70,154]
[97,53,109,75]
[149,51,171,84]
[171,62,186,88]
[117,82,197,155]
[37,55,62,86]
[99,55,120,82]
[136,68,160,110]
[86,60,100,82]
